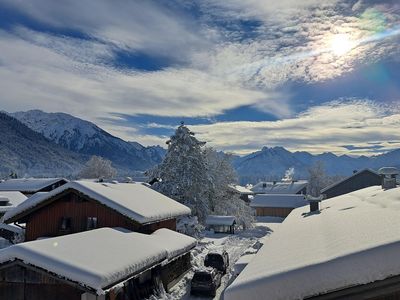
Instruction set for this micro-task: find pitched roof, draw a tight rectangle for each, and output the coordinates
[3,181,191,224]
[321,168,380,193]
[251,180,308,194]
[151,228,197,260]
[0,178,67,193]
[225,186,400,300]
[0,228,167,294]
[0,192,28,214]
[205,215,236,226]
[228,184,254,195]
[250,194,307,208]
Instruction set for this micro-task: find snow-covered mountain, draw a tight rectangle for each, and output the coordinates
[0,112,85,177]
[10,110,165,172]
[234,146,400,184]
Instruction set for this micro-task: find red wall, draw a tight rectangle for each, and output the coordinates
[23,191,176,241]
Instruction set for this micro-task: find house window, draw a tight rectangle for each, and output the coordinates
[87,217,98,230]
[262,183,267,188]
[60,217,71,231]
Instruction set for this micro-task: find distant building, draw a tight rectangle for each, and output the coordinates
[0,191,27,218]
[0,178,68,196]
[251,180,308,195]
[321,169,381,199]
[2,180,191,241]
[205,215,236,234]
[0,227,196,300]
[225,183,400,300]
[250,194,308,218]
[228,184,254,203]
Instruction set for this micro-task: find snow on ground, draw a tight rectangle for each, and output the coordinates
[0,238,11,250]
[156,220,281,300]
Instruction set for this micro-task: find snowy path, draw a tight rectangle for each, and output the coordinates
[165,223,278,300]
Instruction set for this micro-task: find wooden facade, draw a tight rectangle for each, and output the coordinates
[160,253,192,292]
[255,207,293,218]
[321,169,381,199]
[12,189,176,241]
[0,260,164,300]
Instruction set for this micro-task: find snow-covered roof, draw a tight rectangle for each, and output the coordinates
[250,194,307,208]
[0,178,67,193]
[0,192,28,213]
[228,184,254,195]
[321,168,380,193]
[0,223,23,234]
[205,215,236,226]
[225,186,400,300]
[0,228,168,294]
[151,228,197,260]
[233,254,256,276]
[3,181,191,224]
[251,180,308,194]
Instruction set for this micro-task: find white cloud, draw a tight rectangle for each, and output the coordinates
[0,29,288,126]
[184,100,400,155]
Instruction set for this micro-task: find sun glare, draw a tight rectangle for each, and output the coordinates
[330,34,354,56]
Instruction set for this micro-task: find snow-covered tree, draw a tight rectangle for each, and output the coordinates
[79,156,117,180]
[150,124,211,221]
[307,161,326,197]
[205,148,254,229]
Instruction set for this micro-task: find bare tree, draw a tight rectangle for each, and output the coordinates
[307,161,326,197]
[79,156,117,180]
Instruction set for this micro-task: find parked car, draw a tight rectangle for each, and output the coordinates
[204,250,229,274]
[190,269,222,297]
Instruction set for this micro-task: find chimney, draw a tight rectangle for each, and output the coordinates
[378,167,399,190]
[307,197,322,213]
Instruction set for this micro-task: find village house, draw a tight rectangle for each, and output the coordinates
[0,191,27,218]
[321,168,381,199]
[205,215,236,234]
[2,180,191,241]
[227,184,254,203]
[0,178,68,196]
[250,194,308,218]
[225,172,400,300]
[0,227,196,300]
[251,180,308,195]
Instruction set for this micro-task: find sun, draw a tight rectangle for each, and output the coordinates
[330,34,354,56]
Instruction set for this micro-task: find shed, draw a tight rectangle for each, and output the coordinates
[250,194,307,218]
[225,186,400,300]
[0,228,168,300]
[251,180,308,195]
[0,228,196,299]
[205,215,236,234]
[321,169,381,199]
[0,178,68,196]
[3,181,191,241]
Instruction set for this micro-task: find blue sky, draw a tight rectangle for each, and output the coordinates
[0,0,400,155]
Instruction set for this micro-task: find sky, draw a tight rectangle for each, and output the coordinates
[0,0,400,156]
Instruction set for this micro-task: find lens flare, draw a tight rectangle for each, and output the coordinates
[330,34,354,56]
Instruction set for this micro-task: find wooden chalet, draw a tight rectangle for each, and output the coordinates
[321,168,381,199]
[0,227,196,300]
[205,215,236,234]
[225,185,400,300]
[0,178,68,196]
[251,180,308,195]
[250,194,308,218]
[2,181,191,241]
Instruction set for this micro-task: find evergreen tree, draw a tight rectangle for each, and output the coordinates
[151,124,211,221]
